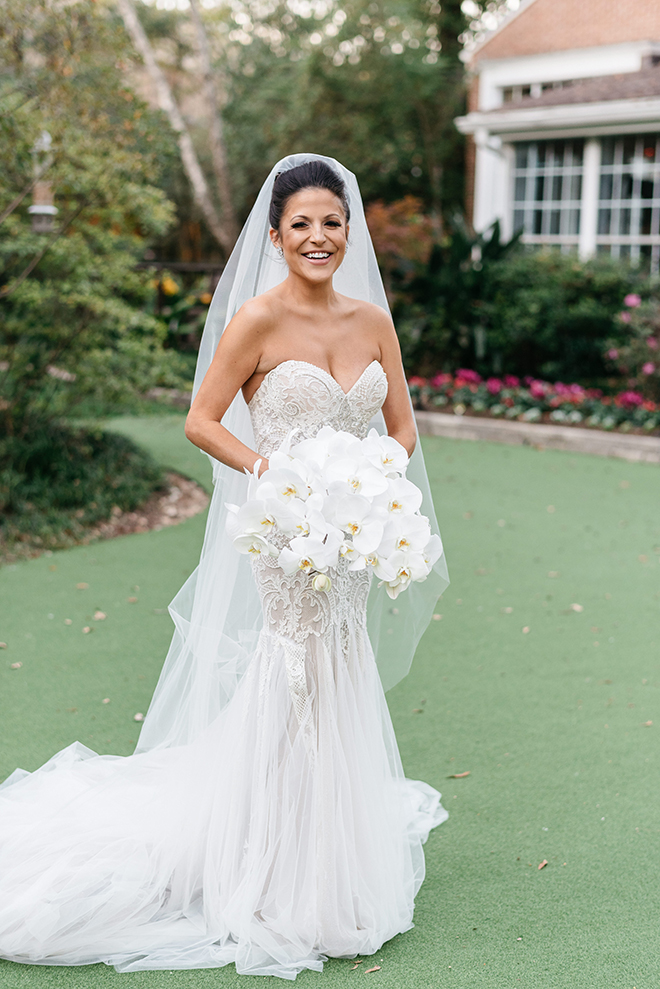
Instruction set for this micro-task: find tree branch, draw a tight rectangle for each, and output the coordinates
[0,160,53,227]
[116,0,235,255]
[188,0,238,245]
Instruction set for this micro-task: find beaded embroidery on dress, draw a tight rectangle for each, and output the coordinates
[0,361,447,981]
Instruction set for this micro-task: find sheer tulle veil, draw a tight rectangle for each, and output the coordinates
[136,152,449,754]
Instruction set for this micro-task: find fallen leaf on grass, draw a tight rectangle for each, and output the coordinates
[412,708,424,714]
[102,698,110,704]
[522,626,530,634]
[0,642,7,649]
[93,611,106,621]
[538,860,548,870]
[127,597,138,604]
[350,961,363,970]
[10,662,22,669]
[448,771,470,778]
[82,627,92,634]
[570,603,584,612]
[76,582,89,590]
[64,619,72,625]
[133,713,144,722]
[643,721,653,727]
[432,614,443,621]
[365,966,381,974]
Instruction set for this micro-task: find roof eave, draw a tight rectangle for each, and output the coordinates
[455,96,660,135]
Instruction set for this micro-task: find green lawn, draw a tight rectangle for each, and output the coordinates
[1,415,659,989]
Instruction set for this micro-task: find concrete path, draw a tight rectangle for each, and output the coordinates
[415,409,660,464]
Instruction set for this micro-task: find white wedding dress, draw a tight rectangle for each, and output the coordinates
[0,360,447,980]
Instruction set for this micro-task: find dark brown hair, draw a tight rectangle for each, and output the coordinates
[269,161,350,231]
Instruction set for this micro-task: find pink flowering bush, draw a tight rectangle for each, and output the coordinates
[604,297,660,402]
[408,369,659,433]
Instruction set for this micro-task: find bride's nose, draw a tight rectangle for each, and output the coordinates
[308,223,327,245]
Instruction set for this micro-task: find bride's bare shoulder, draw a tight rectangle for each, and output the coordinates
[339,296,395,335]
[223,290,285,347]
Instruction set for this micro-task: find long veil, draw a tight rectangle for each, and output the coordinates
[136,153,449,754]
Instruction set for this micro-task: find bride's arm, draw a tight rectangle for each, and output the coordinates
[184,302,270,475]
[374,311,417,457]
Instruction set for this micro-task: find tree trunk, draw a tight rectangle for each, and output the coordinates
[188,0,238,246]
[116,0,235,255]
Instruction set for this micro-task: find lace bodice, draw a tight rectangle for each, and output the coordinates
[248,359,388,457]
[248,360,389,745]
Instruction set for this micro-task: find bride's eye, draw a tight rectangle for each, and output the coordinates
[291,221,307,229]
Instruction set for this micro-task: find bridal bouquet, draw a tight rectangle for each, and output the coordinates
[226,426,442,599]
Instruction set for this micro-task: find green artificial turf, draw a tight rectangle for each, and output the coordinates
[1,416,659,989]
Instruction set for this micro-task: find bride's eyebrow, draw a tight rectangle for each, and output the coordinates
[290,213,342,222]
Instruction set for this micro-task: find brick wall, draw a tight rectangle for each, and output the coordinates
[473,0,660,63]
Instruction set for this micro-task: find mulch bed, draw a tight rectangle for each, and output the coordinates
[1,472,209,567]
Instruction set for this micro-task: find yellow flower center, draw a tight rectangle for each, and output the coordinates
[397,537,410,550]
[347,522,359,534]
[350,478,360,490]
[282,485,297,498]
[390,500,402,512]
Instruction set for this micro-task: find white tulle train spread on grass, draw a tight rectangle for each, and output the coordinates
[0,358,447,979]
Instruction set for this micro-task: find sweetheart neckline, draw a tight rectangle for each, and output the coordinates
[247,359,385,408]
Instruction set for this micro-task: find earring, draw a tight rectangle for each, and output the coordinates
[276,245,284,258]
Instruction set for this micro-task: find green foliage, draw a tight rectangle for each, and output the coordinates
[147,0,467,227]
[0,0,181,437]
[484,251,648,383]
[395,219,520,373]
[604,298,660,401]
[395,221,650,381]
[0,423,164,557]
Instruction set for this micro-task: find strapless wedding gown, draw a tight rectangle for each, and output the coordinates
[0,360,447,980]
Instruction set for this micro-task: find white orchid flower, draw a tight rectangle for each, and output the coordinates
[325,456,388,499]
[227,498,297,539]
[381,550,429,598]
[232,532,279,558]
[423,533,444,569]
[378,514,431,558]
[348,549,396,581]
[339,540,361,565]
[256,469,311,503]
[362,428,409,475]
[278,529,341,576]
[374,476,423,515]
[332,495,385,555]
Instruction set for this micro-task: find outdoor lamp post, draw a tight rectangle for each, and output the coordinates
[28,130,58,234]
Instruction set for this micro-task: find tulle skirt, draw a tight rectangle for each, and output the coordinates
[0,622,447,979]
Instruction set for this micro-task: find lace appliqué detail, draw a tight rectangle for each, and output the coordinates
[248,360,388,458]
[248,359,387,759]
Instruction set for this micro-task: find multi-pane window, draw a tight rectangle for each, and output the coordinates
[512,140,583,247]
[597,133,660,270]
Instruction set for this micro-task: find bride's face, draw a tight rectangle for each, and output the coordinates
[270,187,349,283]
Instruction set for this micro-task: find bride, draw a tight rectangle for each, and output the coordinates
[0,154,449,980]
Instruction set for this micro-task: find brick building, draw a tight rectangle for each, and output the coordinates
[455,0,660,270]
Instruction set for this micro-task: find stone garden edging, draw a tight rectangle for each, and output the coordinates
[415,410,660,464]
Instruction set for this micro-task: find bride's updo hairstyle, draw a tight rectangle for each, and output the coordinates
[269,161,351,231]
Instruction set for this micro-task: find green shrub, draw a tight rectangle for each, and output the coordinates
[393,222,650,382]
[604,296,660,401]
[0,423,164,558]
